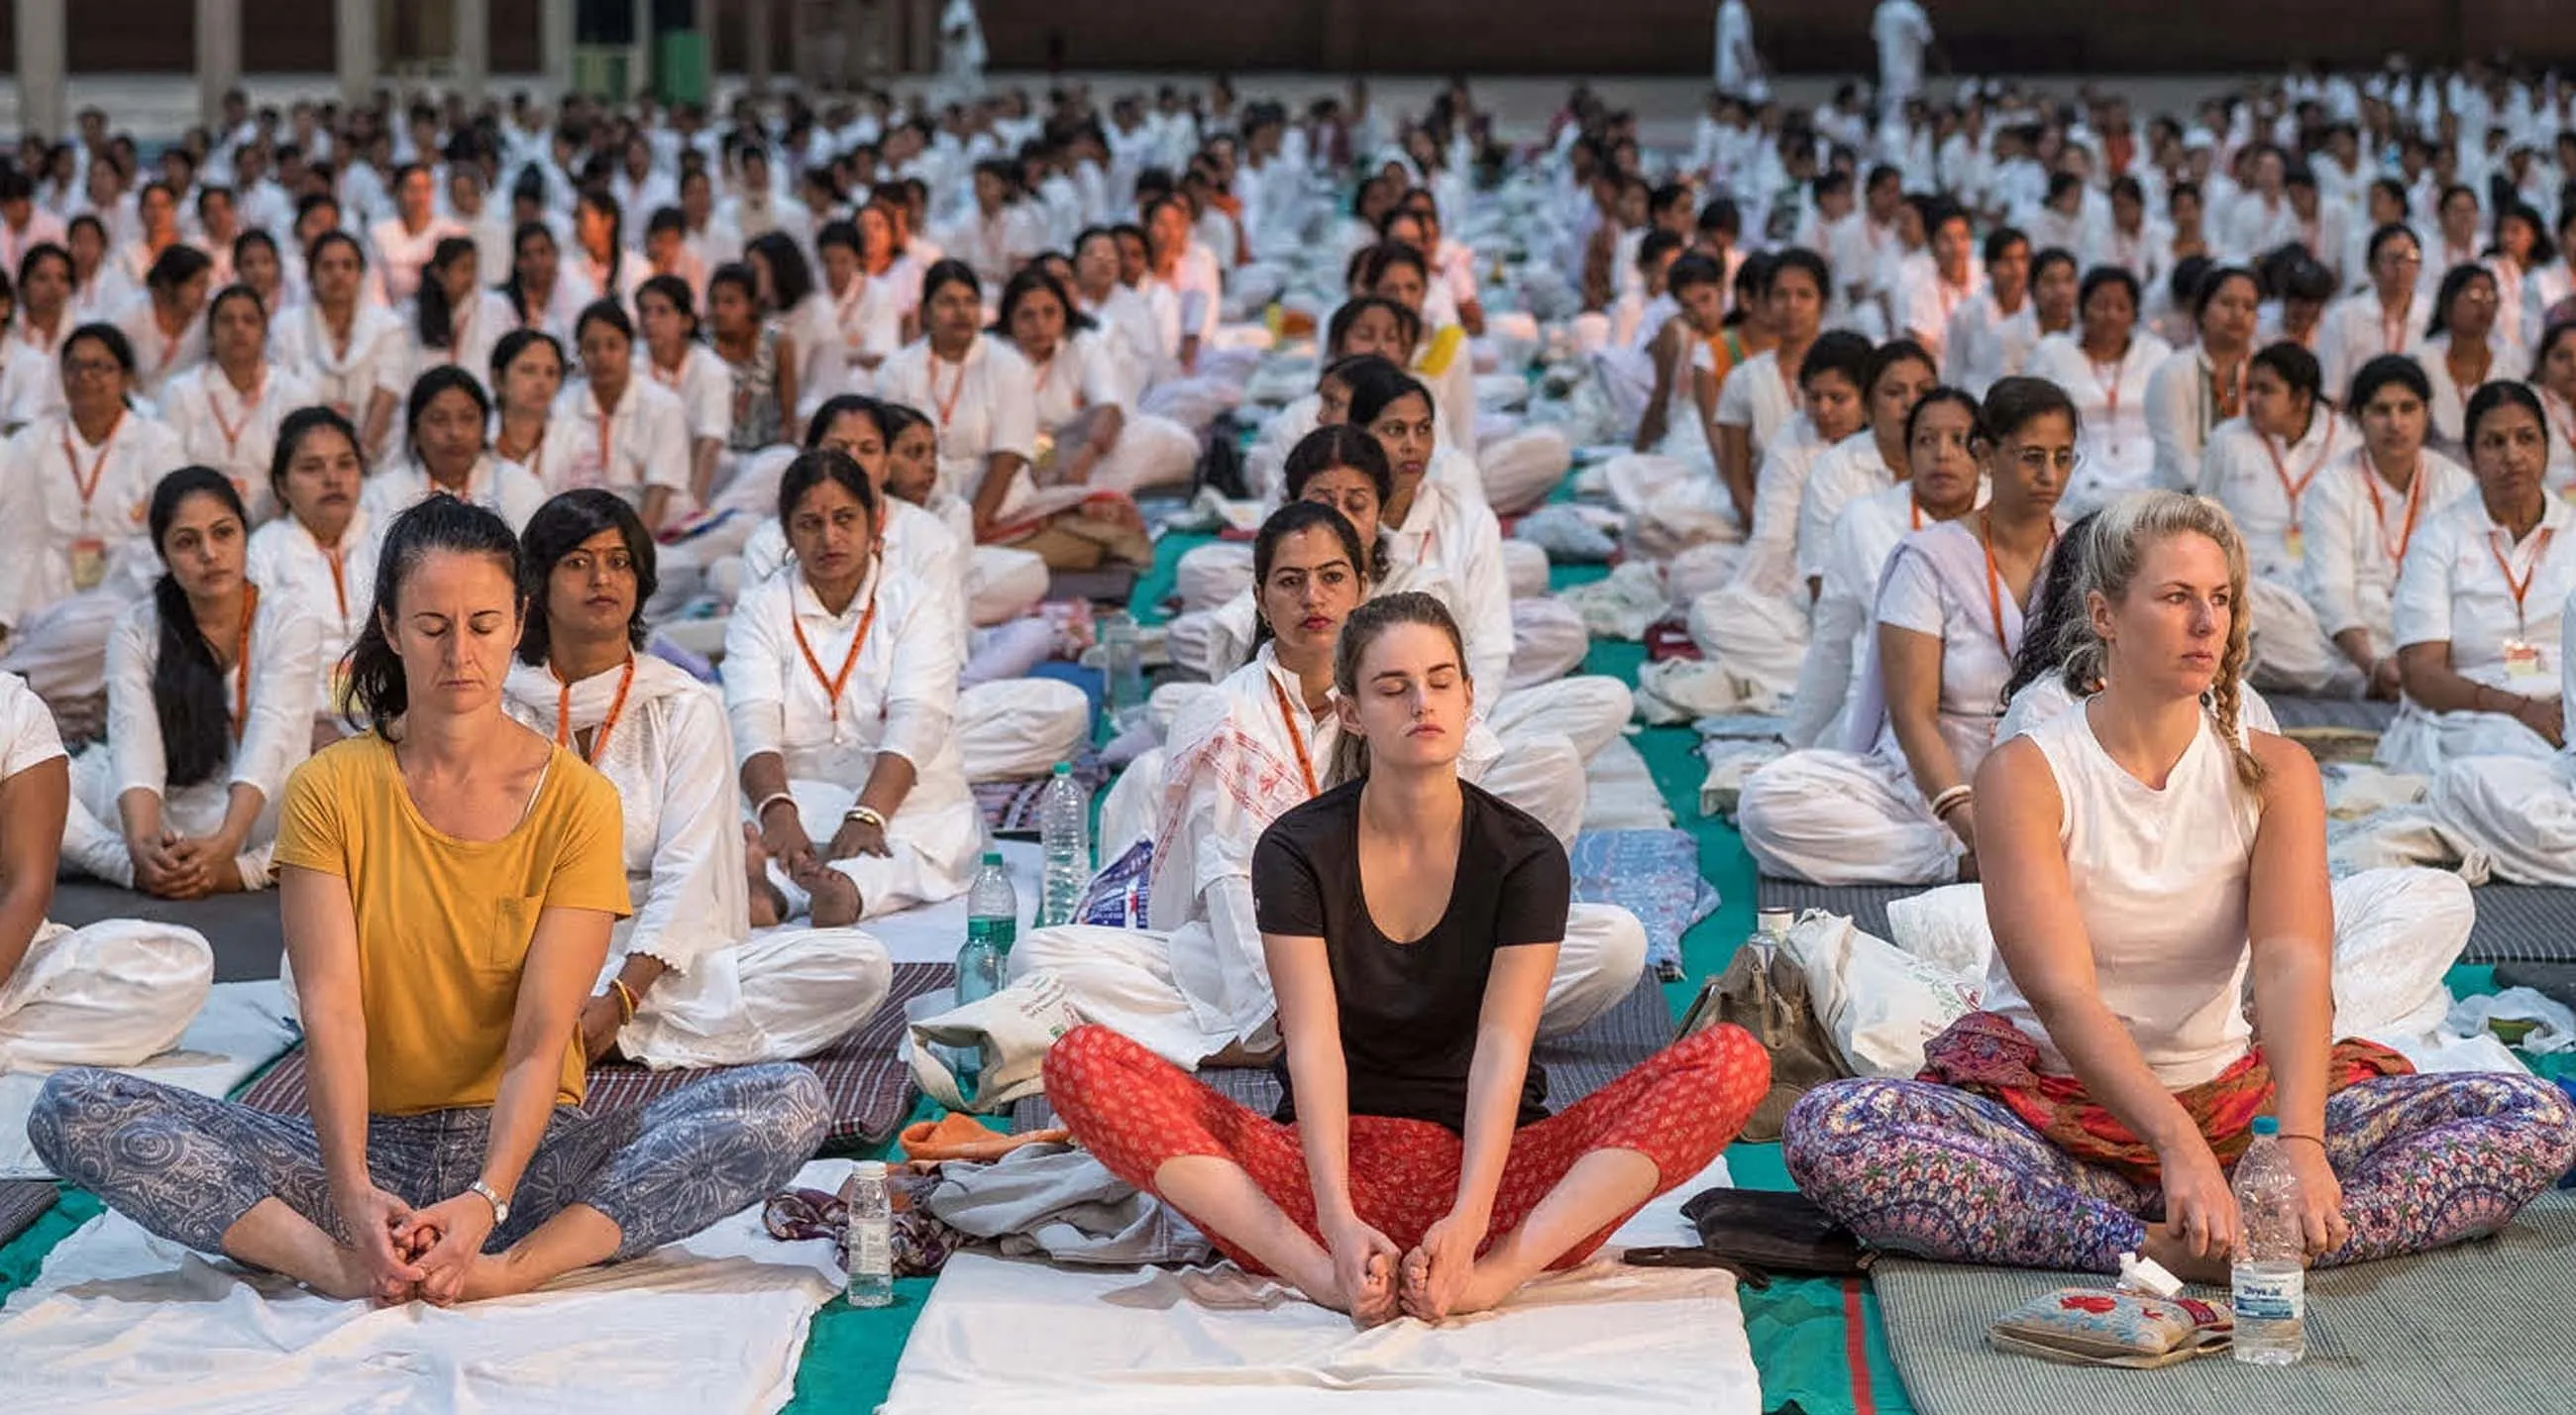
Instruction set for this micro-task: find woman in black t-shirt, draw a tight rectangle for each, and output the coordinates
[1044,593,1769,1326]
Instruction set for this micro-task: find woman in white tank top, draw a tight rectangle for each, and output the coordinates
[1783,490,2576,1280]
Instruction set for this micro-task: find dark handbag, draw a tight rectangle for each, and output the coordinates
[1622,1187,1873,1288]
[1677,931,1846,1142]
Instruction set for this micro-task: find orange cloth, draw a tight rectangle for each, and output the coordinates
[901,1111,1073,1163]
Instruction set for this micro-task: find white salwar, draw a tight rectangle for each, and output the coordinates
[1746,516,2034,884]
[0,674,210,1071]
[504,654,892,1069]
[160,363,319,521]
[1009,646,1645,1069]
[60,590,323,888]
[2381,491,2576,775]
[2197,411,2359,693]
[1016,329,1200,497]
[722,561,984,919]
[2433,610,2576,886]
[245,507,376,711]
[2025,330,2173,518]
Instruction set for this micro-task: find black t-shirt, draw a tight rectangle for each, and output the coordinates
[1251,778,1571,1133]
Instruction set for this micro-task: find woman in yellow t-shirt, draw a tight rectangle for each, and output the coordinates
[30,496,829,1307]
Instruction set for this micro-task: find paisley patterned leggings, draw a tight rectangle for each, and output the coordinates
[1781,1073,2576,1273]
[28,1063,828,1262]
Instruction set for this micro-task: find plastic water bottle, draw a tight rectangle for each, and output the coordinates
[1038,763,1091,927]
[941,851,1019,1100]
[1747,909,1794,1040]
[841,1160,894,1308]
[1099,610,1149,734]
[2230,1116,2308,1364]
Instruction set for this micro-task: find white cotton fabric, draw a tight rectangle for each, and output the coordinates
[2301,444,2473,651]
[1791,430,1897,585]
[645,342,733,447]
[358,454,550,536]
[1715,348,1798,469]
[0,1156,852,1414]
[1993,700,2261,1087]
[0,976,278,1179]
[2024,330,2174,517]
[502,654,892,1069]
[0,411,185,628]
[883,1158,1761,1415]
[269,301,410,430]
[2381,491,2576,775]
[159,364,320,519]
[246,508,377,709]
[723,561,982,919]
[875,334,1040,512]
[2315,291,2427,405]
[540,377,695,506]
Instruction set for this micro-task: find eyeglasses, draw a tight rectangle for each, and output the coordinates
[61,357,120,379]
[2011,447,2085,475]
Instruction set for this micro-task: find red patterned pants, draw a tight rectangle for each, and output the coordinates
[1041,1023,1770,1273]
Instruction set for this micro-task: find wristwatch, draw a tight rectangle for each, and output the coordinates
[468,1178,511,1227]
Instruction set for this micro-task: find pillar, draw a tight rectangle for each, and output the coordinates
[696,0,718,96]
[453,0,489,104]
[632,0,654,99]
[336,0,379,107]
[906,0,933,74]
[747,0,772,95]
[195,0,242,130]
[540,0,576,98]
[15,0,66,141]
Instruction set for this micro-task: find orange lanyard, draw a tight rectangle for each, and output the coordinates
[2205,359,2245,424]
[1266,673,1319,799]
[1908,497,1925,530]
[1981,512,2057,651]
[2091,356,2123,449]
[2359,460,2429,566]
[790,589,881,724]
[2264,419,2336,520]
[320,542,348,620]
[928,353,968,430]
[208,370,264,459]
[555,655,636,763]
[2487,525,2557,637]
[592,396,616,485]
[229,585,258,740]
[2382,298,2411,354]
[61,411,122,520]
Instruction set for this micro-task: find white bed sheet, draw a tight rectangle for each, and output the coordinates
[0,979,298,1180]
[0,1157,855,1414]
[883,1156,1762,1414]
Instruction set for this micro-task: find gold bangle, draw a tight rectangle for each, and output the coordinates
[609,978,638,1025]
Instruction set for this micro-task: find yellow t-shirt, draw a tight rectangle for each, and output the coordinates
[272,732,633,1116]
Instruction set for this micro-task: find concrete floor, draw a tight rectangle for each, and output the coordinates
[0,68,2252,148]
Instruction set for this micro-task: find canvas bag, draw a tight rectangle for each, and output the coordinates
[909,968,1087,1113]
[1677,930,1846,1142]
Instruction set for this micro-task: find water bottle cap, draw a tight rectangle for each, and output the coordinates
[1053,762,1073,776]
[2251,1116,2280,1137]
[853,1160,888,1179]
[982,850,1004,865]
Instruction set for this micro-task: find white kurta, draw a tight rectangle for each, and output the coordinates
[270,302,410,432]
[245,507,376,712]
[1793,430,1898,585]
[0,410,186,628]
[645,342,734,449]
[111,303,207,403]
[1942,295,2041,396]
[2143,349,2247,494]
[2300,446,2473,653]
[2025,330,2173,517]
[359,455,550,536]
[722,562,983,918]
[1714,349,1799,471]
[2200,410,2359,693]
[2316,290,2426,407]
[0,670,211,1071]
[61,589,323,888]
[503,654,892,1068]
[160,363,320,520]
[541,377,693,508]
[1383,476,1515,711]
[400,290,517,394]
[2383,492,2576,774]
[874,335,1040,519]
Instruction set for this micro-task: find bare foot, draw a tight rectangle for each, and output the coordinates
[1272,1245,1353,1318]
[743,824,787,928]
[1350,1251,1398,1328]
[1443,1254,1529,1317]
[1397,1248,1437,1320]
[305,1244,382,1302]
[2139,1225,2232,1285]
[455,1250,536,1303]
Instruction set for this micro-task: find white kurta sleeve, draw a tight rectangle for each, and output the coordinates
[628,688,748,973]
[984,351,1038,463]
[1171,710,1276,1040]
[1873,542,1948,637]
[104,605,168,800]
[1714,361,1757,429]
[2390,516,2457,651]
[0,429,43,627]
[639,388,691,491]
[230,601,323,800]
[1453,500,1516,709]
[2303,473,2369,639]
[683,354,729,443]
[720,586,791,765]
[877,584,962,771]
[2143,356,2198,492]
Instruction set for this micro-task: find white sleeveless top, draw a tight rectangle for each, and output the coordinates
[1985,699,2261,1088]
